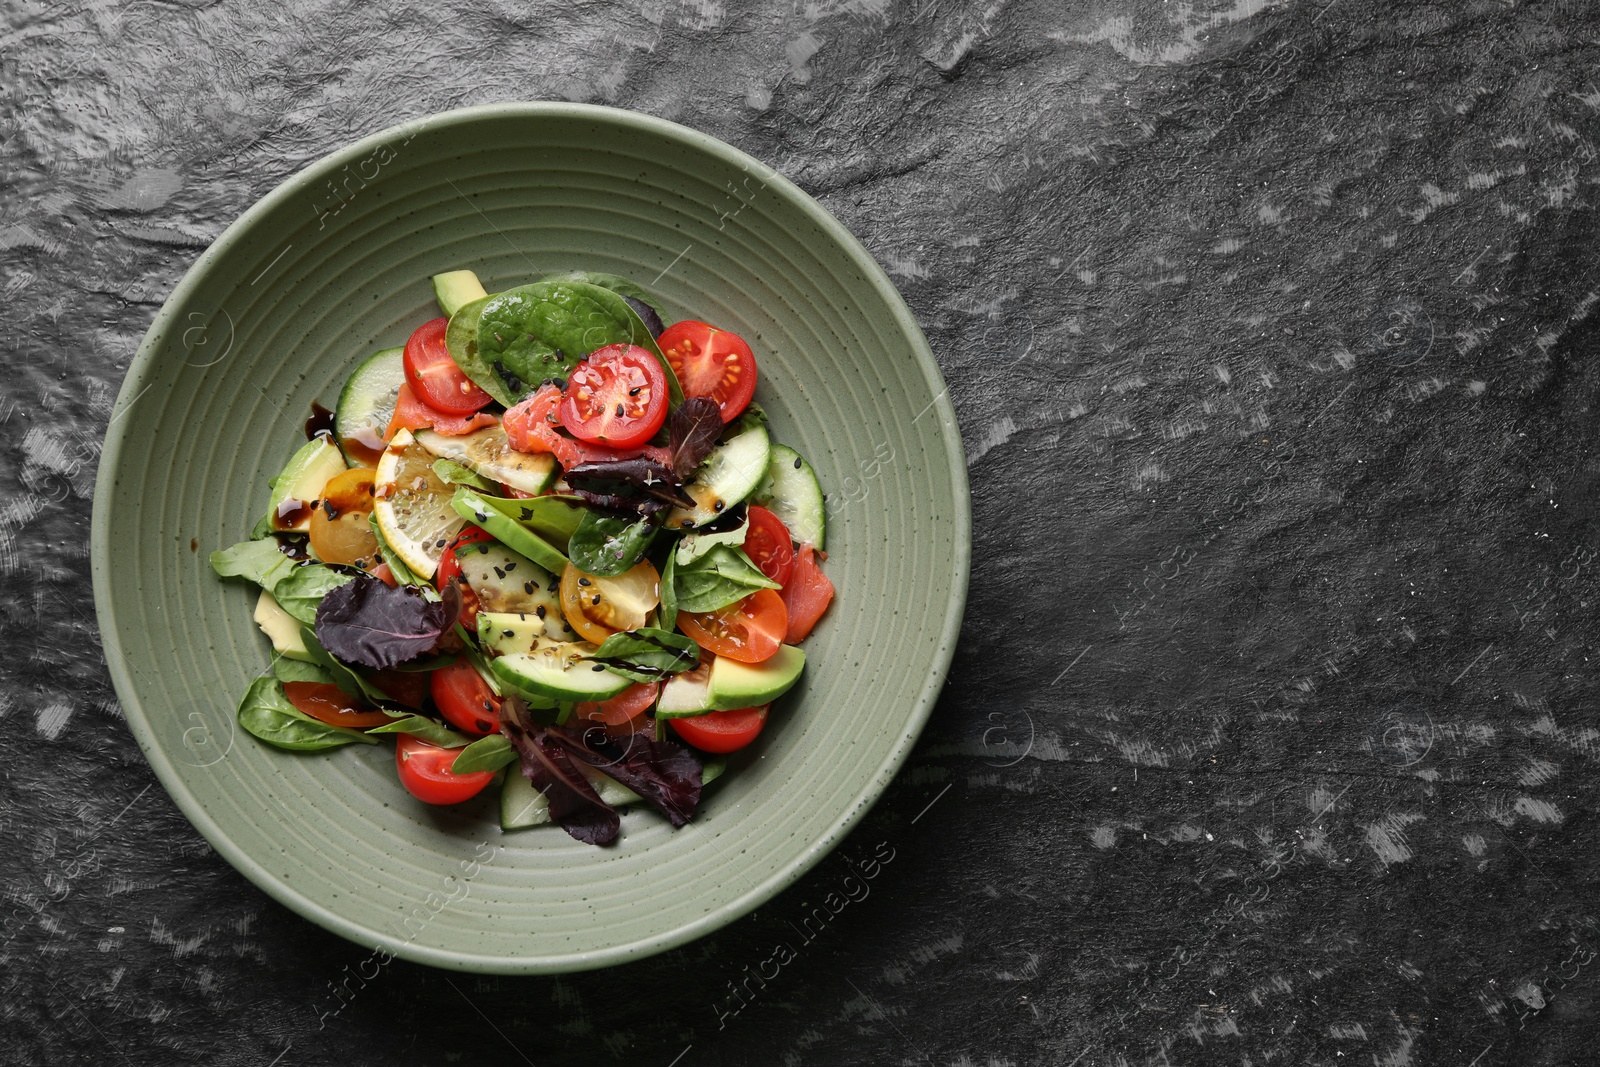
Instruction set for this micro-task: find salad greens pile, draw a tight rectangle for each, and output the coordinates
[211,268,834,845]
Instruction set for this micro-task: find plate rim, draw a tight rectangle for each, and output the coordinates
[90,100,971,974]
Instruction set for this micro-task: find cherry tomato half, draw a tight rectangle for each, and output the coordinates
[395,734,495,805]
[283,682,394,728]
[431,659,500,736]
[677,588,787,664]
[558,345,669,449]
[576,681,659,734]
[505,384,672,469]
[308,467,380,567]
[781,544,834,643]
[668,705,768,753]
[743,505,796,586]
[404,317,493,415]
[657,320,757,423]
[559,559,660,645]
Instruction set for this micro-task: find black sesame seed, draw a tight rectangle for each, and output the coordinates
[615,403,625,417]
[504,562,516,572]
[494,566,505,579]
[591,595,601,605]
[794,457,803,469]
[502,629,515,638]
[681,519,695,529]
[628,387,641,396]
[713,500,725,512]
[535,605,546,619]
[578,577,591,586]
[435,539,447,548]
[479,544,491,554]
[524,580,535,594]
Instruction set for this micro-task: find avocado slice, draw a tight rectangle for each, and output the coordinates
[707,645,805,710]
[489,642,632,702]
[476,611,546,657]
[450,487,569,575]
[263,437,345,533]
[432,269,489,318]
[254,589,315,662]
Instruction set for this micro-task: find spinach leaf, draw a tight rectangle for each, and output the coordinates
[675,514,748,566]
[433,457,496,492]
[236,677,377,752]
[210,538,296,592]
[673,544,782,614]
[475,282,636,397]
[537,271,666,320]
[314,573,461,671]
[666,398,724,481]
[273,563,358,626]
[658,551,679,632]
[568,510,656,577]
[271,658,340,686]
[591,627,700,682]
[451,733,518,774]
[367,713,473,747]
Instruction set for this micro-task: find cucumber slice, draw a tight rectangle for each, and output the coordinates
[489,642,631,702]
[334,347,406,468]
[756,444,826,549]
[415,426,557,495]
[432,270,488,318]
[500,756,727,831]
[452,540,576,642]
[664,419,771,531]
[476,611,546,656]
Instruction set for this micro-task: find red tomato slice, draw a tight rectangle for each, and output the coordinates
[431,659,500,736]
[781,545,834,643]
[385,382,498,440]
[576,681,659,734]
[678,588,787,663]
[657,320,757,423]
[282,682,393,728]
[395,734,494,805]
[436,525,493,628]
[504,383,672,469]
[404,317,493,414]
[744,505,796,586]
[558,345,669,449]
[668,705,768,753]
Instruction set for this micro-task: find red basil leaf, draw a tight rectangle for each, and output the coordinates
[313,573,461,671]
[550,723,704,828]
[564,457,693,510]
[500,696,619,846]
[666,397,724,480]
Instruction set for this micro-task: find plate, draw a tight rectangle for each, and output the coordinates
[91,102,969,973]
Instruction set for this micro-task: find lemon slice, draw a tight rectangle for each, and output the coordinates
[373,428,465,579]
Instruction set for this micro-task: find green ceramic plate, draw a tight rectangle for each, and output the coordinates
[91,103,969,974]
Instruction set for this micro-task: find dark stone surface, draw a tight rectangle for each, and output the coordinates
[6,0,1600,1063]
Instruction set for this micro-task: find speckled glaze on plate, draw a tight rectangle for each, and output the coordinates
[90,102,969,974]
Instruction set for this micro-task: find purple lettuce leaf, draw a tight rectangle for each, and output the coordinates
[500,696,619,846]
[550,723,705,828]
[666,397,724,480]
[313,573,461,671]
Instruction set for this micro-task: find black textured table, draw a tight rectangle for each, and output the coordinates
[7,2,1600,1064]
